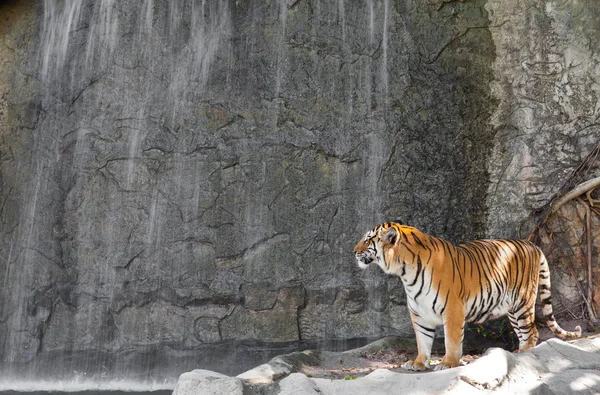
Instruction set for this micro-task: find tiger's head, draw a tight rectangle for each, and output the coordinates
[354,222,403,273]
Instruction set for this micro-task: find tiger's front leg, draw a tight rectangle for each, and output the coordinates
[436,304,465,370]
[403,312,435,371]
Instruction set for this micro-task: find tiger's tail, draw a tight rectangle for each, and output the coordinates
[539,255,582,339]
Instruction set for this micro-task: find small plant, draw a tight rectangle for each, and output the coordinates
[467,318,511,339]
[344,375,357,380]
[473,324,490,337]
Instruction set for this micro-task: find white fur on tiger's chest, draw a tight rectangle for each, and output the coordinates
[406,293,444,326]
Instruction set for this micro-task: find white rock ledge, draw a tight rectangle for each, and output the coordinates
[173,336,600,395]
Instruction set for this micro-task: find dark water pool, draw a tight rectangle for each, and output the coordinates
[0,337,378,395]
[0,392,172,395]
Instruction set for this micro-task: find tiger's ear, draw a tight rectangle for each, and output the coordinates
[380,227,398,246]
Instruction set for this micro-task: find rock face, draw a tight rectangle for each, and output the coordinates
[0,0,599,382]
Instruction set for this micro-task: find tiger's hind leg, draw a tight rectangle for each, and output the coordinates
[509,306,539,352]
[507,312,523,349]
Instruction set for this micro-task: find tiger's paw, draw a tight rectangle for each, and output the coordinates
[433,358,460,371]
[402,359,430,371]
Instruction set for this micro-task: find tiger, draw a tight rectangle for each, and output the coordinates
[354,221,581,371]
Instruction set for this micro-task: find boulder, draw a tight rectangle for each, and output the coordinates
[173,336,600,394]
[173,370,244,395]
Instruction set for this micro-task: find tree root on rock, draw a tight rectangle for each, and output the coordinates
[525,143,600,324]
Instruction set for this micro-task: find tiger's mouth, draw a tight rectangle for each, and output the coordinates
[355,252,373,269]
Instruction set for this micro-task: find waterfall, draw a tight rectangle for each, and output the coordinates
[84,0,118,72]
[2,0,234,388]
[275,1,287,99]
[1,0,410,389]
[381,0,389,103]
[39,0,83,81]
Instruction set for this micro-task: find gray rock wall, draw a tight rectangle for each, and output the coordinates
[0,0,598,380]
[485,0,600,234]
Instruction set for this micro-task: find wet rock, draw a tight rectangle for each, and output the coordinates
[173,370,243,395]
[236,350,320,384]
[242,283,279,311]
[193,317,221,344]
[220,305,300,342]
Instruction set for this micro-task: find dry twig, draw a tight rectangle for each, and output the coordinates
[565,256,596,322]
[578,198,598,322]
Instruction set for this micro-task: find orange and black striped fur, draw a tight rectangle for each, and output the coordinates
[354,222,581,371]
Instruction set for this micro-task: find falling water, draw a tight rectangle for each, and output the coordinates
[361,0,393,338]
[169,0,184,39]
[192,0,233,89]
[4,160,45,367]
[39,0,83,80]
[166,0,232,120]
[2,0,403,391]
[338,0,347,43]
[368,0,375,45]
[2,0,233,391]
[275,1,288,99]
[381,0,390,102]
[146,192,161,249]
[357,0,389,226]
[84,0,118,72]
[361,130,387,337]
[125,115,146,190]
